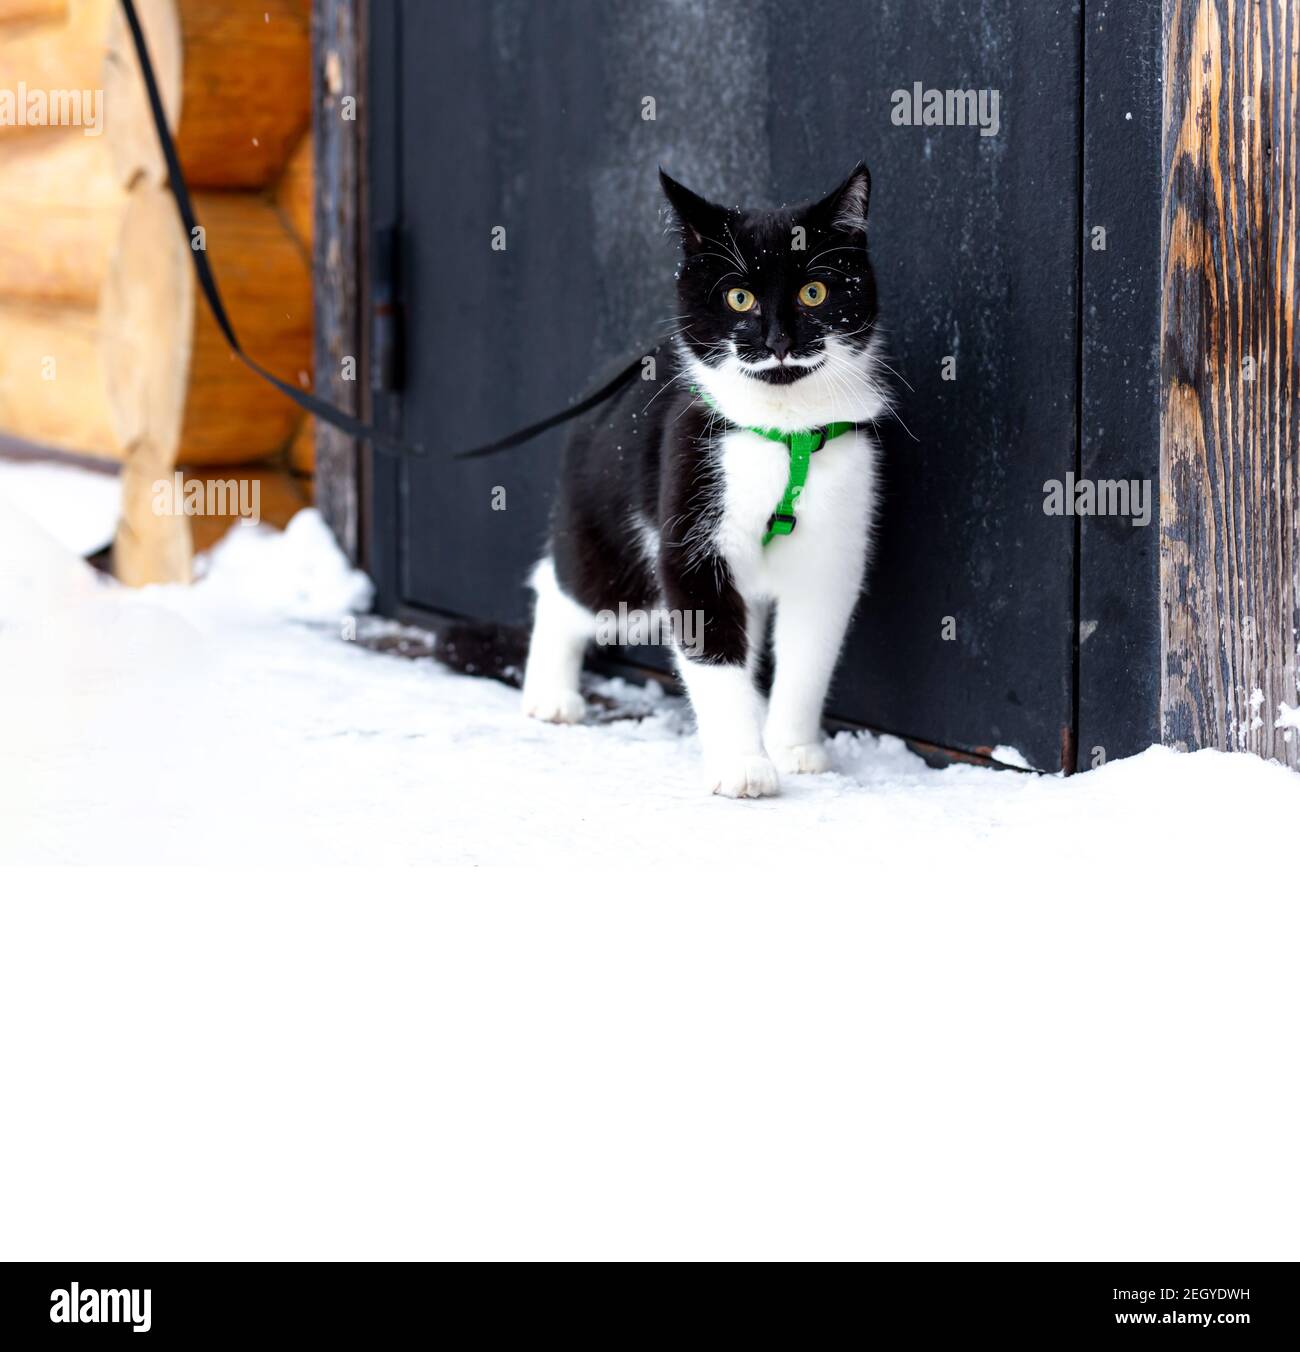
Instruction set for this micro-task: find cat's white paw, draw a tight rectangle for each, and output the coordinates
[707,754,780,799]
[767,741,831,775]
[522,688,585,724]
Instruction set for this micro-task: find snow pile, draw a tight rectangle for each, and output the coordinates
[1,501,1297,867]
[191,509,374,621]
[0,491,106,624]
[0,455,120,557]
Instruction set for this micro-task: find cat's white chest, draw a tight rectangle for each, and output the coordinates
[715,428,876,600]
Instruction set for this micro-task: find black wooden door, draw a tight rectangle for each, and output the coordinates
[366,0,1154,771]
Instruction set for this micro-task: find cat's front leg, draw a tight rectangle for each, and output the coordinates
[661,550,777,799]
[674,652,777,798]
[763,563,864,775]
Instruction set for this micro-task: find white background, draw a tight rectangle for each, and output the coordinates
[2,868,1295,1262]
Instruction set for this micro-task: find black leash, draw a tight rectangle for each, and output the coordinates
[121,0,646,463]
[119,0,415,453]
[451,352,649,459]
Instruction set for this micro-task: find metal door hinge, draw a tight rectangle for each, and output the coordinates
[371,222,404,396]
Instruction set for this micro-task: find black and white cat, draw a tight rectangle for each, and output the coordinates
[522,163,888,797]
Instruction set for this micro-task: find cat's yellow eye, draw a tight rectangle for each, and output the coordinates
[726,287,756,313]
[798,280,828,307]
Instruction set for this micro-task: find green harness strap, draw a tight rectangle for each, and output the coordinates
[691,387,855,545]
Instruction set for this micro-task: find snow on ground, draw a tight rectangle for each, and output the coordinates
[3,502,1297,870]
[0,454,120,557]
[4,498,1300,1262]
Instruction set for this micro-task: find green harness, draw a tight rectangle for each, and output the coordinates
[692,388,855,546]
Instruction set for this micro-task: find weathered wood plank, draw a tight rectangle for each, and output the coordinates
[1161,0,1300,766]
[311,0,361,561]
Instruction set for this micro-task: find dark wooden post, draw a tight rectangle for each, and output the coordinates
[1162,0,1300,767]
[311,0,362,561]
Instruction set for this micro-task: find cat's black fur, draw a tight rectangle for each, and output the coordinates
[549,165,878,668]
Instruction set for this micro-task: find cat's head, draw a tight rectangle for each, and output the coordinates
[660,163,886,429]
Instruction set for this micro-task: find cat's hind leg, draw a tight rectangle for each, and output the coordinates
[521,557,594,724]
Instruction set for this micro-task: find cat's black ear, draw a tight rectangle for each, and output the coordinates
[806,162,871,235]
[659,168,728,249]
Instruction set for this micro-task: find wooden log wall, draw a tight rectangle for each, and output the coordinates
[0,0,181,184]
[1162,0,1300,768]
[175,0,310,188]
[0,0,316,584]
